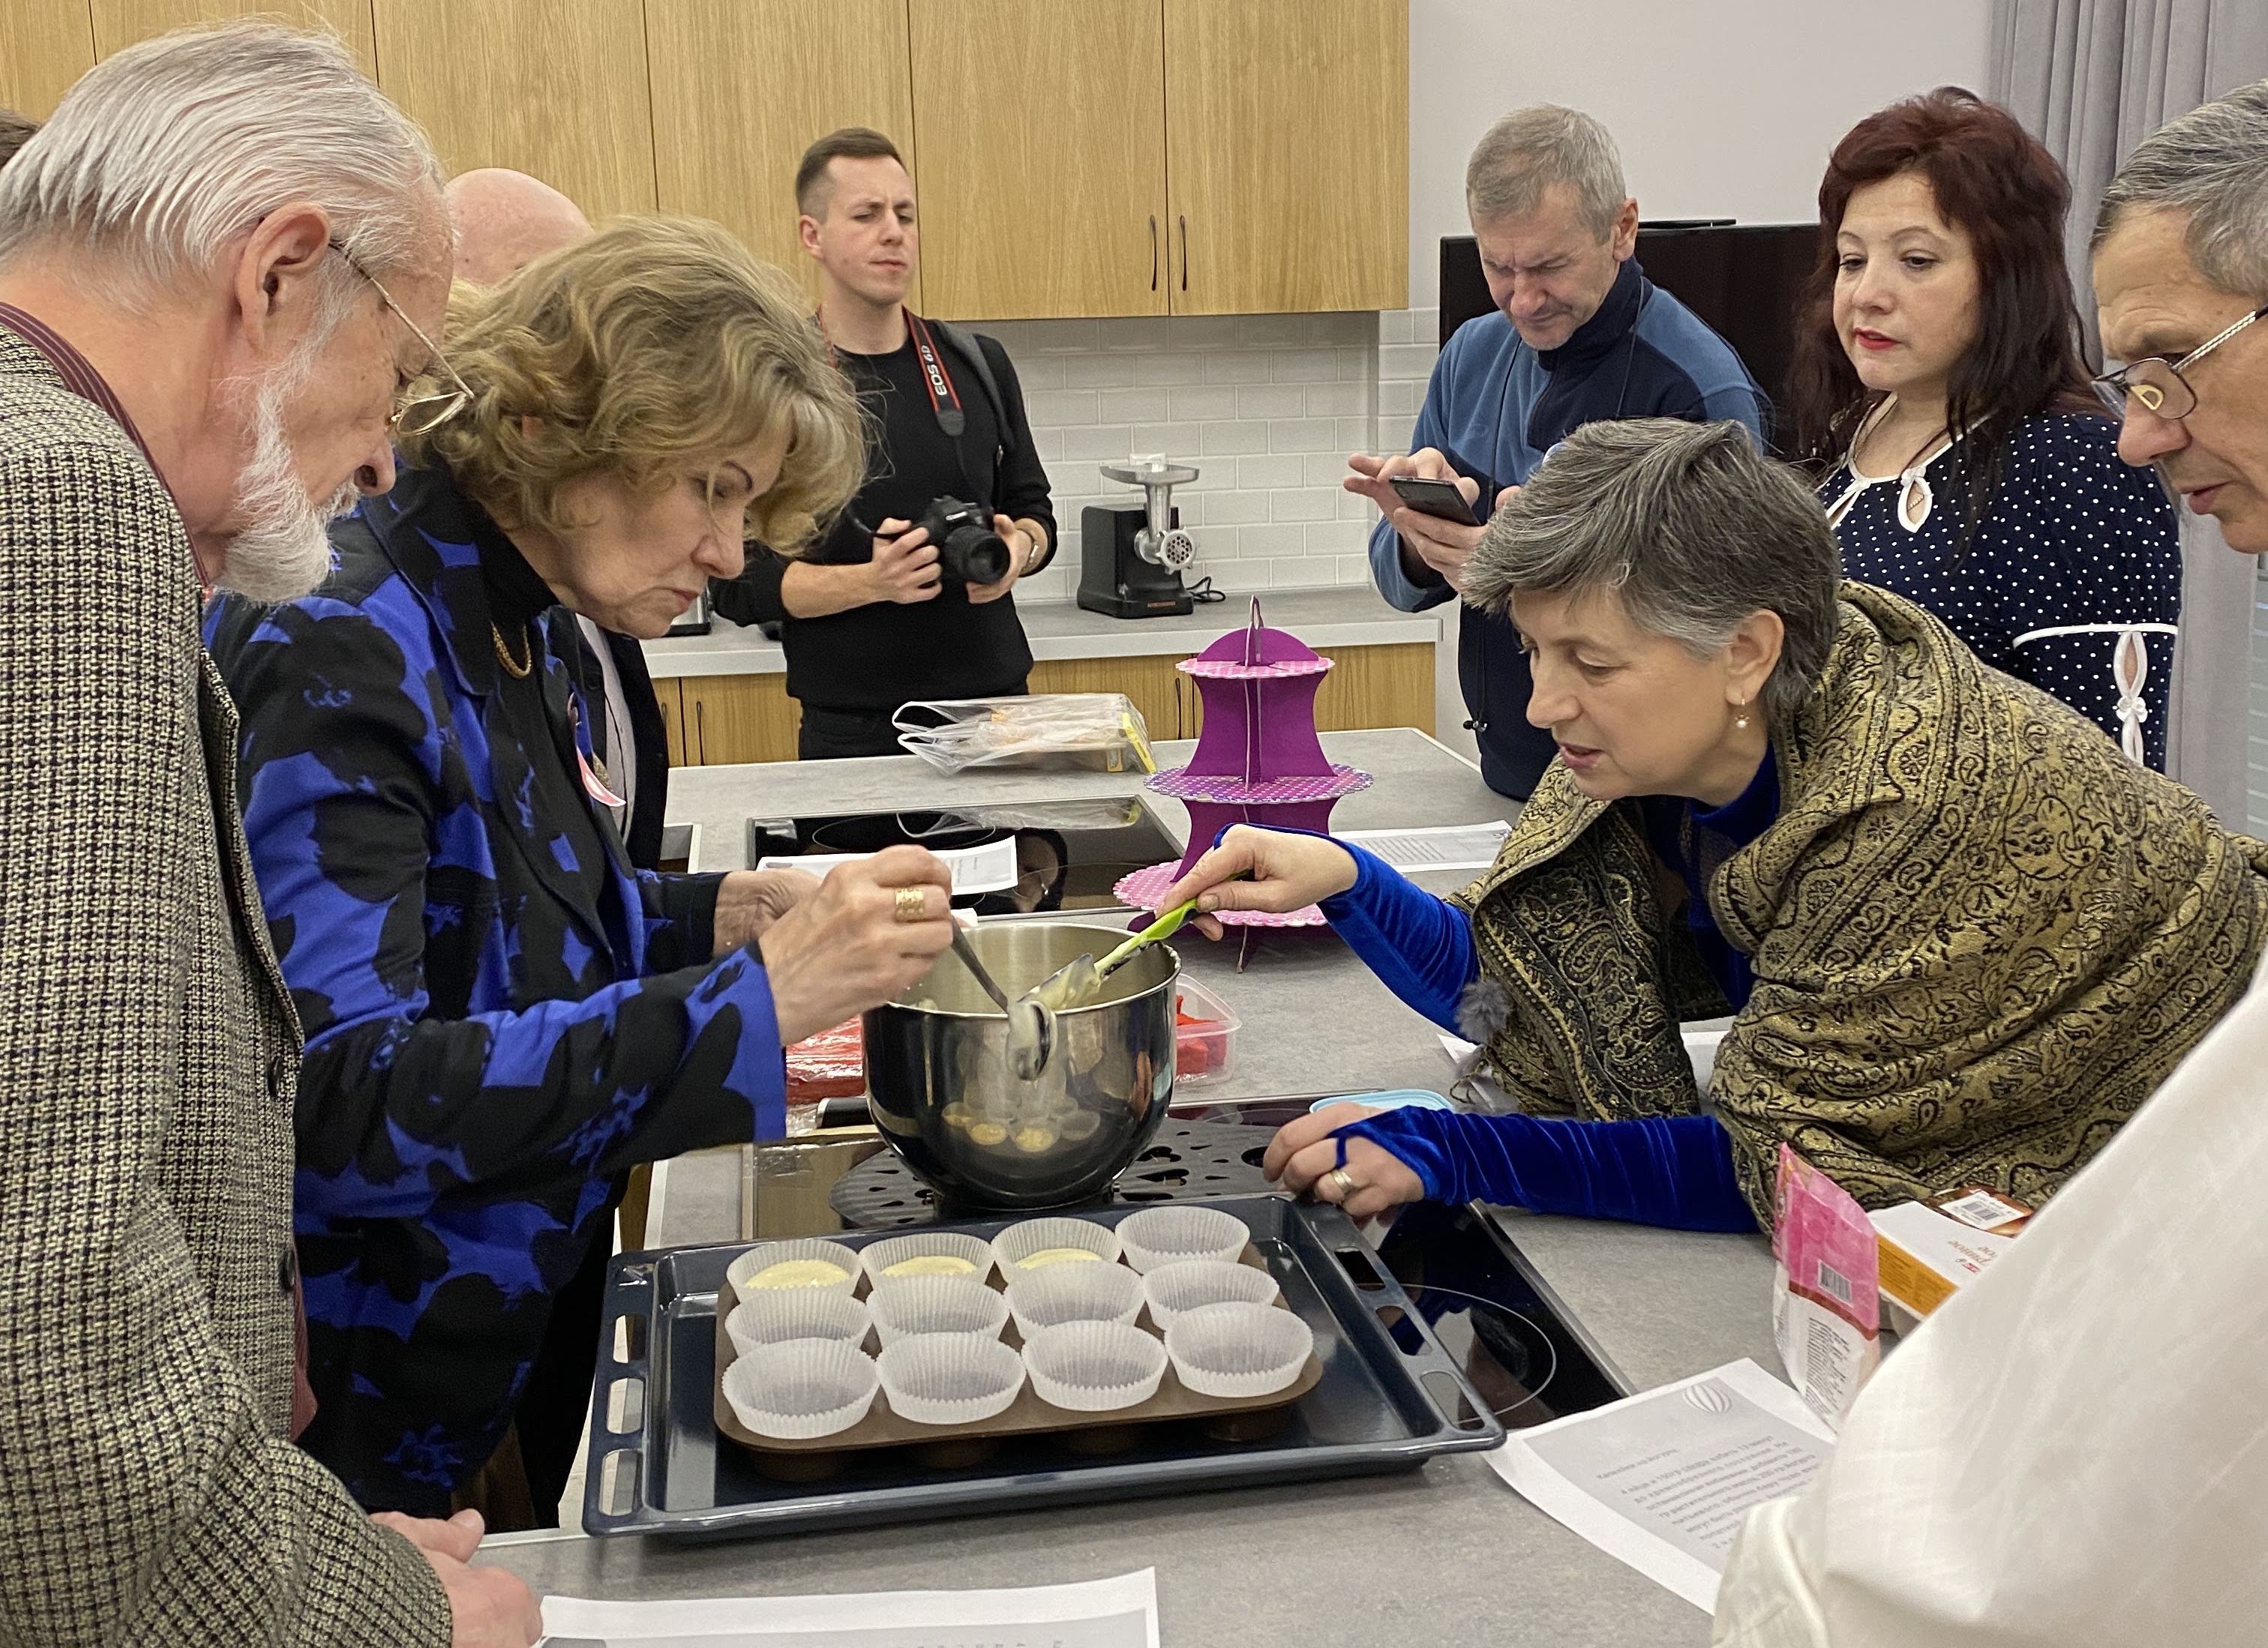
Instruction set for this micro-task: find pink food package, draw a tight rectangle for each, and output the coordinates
[1771,1143,1881,1430]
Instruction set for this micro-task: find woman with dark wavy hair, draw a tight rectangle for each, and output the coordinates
[1790,88,2181,768]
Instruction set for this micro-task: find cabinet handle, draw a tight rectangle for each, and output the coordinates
[1178,214,1188,292]
[1149,215,1159,292]
[693,699,706,765]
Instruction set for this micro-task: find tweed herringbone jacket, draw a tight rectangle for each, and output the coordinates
[1459,581,2268,1225]
[0,329,448,1644]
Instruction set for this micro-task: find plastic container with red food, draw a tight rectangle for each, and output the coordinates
[785,1017,866,1132]
[1172,977,1240,1086]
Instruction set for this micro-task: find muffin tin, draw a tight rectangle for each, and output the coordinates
[712,1207,1323,1460]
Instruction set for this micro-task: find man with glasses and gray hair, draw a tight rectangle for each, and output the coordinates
[1714,81,2268,1648]
[1350,103,1765,799]
[0,20,536,1648]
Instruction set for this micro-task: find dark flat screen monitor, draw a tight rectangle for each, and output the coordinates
[1437,222,1820,449]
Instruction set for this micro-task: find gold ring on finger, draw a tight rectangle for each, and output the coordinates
[893,886,928,924]
[1324,1167,1357,1200]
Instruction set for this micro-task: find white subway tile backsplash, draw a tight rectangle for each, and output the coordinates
[1061,424,1136,460]
[986,319,1100,353]
[1168,385,1238,421]
[1268,418,1340,454]
[1272,352,1347,384]
[1096,387,1172,423]
[1028,388,1100,426]
[962,306,1434,594]
[1379,343,1440,380]
[1200,420,1258,457]
[1202,489,1270,525]
[1236,454,1305,490]
[1234,383,1307,419]
[1241,523,1310,557]
[1304,383,1365,417]
[1200,351,1277,385]
[1270,490,1337,523]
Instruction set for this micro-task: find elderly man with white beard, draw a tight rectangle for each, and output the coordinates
[0,20,538,1648]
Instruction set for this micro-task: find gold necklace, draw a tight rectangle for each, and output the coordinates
[490,619,533,679]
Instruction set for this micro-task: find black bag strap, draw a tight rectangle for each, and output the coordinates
[932,319,1010,478]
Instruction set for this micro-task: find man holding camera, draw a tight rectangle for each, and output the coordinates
[712,127,1056,760]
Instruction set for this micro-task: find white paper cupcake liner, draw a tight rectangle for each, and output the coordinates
[722,1339,879,1440]
[1141,1258,1282,1328]
[866,1275,1011,1346]
[857,1231,996,1287]
[726,1238,861,1299]
[875,1332,1026,1426]
[1004,1260,1145,1340]
[1164,1299,1314,1399]
[724,1289,872,1359]
[1022,1320,1169,1413]
[991,1216,1121,1273]
[1116,1206,1250,1274]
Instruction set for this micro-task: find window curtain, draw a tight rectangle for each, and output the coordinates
[1989,1,2268,825]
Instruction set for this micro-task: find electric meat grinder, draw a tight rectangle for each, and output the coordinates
[1077,458,1199,619]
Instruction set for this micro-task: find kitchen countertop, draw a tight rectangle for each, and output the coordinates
[641,585,1441,679]
[482,729,1778,1644]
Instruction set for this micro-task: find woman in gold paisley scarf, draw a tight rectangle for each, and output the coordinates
[1165,418,2268,1230]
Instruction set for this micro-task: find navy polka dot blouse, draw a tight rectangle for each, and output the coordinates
[1822,412,2182,771]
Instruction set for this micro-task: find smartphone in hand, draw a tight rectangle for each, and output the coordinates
[1387,475,1481,527]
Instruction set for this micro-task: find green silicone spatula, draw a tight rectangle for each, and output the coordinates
[1006,876,1245,1082]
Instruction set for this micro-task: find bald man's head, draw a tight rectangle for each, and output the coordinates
[446,167,590,285]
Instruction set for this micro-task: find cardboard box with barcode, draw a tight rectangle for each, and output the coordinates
[1869,1186,2032,1321]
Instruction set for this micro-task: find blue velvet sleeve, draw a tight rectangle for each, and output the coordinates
[1316,842,1477,1032]
[1343,1107,1756,1233]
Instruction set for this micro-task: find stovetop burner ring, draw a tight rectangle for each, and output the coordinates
[830,1117,1275,1230]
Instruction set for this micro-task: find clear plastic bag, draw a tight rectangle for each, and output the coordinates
[892,694,1157,775]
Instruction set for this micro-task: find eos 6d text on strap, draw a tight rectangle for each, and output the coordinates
[904,311,965,437]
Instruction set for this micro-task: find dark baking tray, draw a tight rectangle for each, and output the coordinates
[579,1193,1507,1540]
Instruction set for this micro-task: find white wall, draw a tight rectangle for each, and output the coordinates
[1406,0,1997,304]
[985,0,1998,750]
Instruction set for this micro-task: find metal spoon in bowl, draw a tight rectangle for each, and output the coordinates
[1009,883,1239,1078]
[947,924,1056,1083]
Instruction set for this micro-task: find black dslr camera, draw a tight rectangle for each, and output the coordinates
[914,496,1011,586]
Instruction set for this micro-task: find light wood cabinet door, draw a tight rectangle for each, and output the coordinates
[649,678,688,770]
[1313,641,1431,734]
[1162,0,1407,315]
[89,0,375,77]
[371,0,656,218]
[684,673,800,764]
[647,0,918,310]
[908,0,1166,320]
[1,2,94,119]
[1028,655,1190,745]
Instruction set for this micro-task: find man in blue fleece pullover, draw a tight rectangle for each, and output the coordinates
[1355,105,1765,798]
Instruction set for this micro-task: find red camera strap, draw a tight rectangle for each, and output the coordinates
[816,305,964,437]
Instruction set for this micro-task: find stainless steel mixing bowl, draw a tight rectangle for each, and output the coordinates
[862,921,1178,1209]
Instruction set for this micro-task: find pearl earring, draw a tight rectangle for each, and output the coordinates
[1734,703,1750,730]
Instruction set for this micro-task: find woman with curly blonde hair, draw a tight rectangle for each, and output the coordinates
[206,219,959,1521]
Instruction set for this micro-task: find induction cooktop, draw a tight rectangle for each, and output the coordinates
[746,793,1182,917]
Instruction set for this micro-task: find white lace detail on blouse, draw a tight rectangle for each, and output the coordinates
[2012,622,2180,765]
[1823,399,1959,533]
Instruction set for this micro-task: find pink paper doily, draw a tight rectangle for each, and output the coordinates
[1177,656,1333,680]
[1146,763,1374,805]
[1114,861,1328,927]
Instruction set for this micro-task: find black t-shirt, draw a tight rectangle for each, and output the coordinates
[713,329,1057,713]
